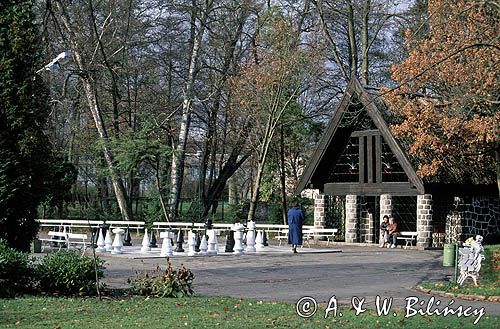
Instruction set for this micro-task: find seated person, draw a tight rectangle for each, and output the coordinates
[379,215,389,248]
[386,217,400,249]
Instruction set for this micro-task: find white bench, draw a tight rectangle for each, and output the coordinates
[67,233,89,254]
[40,231,89,254]
[304,228,338,246]
[398,231,418,248]
[275,229,289,246]
[40,231,68,251]
[458,247,484,286]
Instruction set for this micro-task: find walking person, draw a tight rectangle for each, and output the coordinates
[288,201,305,253]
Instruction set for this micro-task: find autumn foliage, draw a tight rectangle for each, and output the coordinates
[385,0,499,185]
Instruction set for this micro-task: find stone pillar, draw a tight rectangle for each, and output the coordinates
[380,194,392,222]
[417,194,433,249]
[345,195,358,243]
[314,194,327,229]
[360,211,374,243]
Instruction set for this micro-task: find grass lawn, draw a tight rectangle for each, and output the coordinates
[420,244,500,297]
[1,295,498,329]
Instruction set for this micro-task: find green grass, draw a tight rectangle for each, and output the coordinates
[421,244,500,297]
[1,296,497,329]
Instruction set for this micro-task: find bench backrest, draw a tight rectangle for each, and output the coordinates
[48,231,68,238]
[400,231,417,236]
[311,228,337,233]
[459,250,483,272]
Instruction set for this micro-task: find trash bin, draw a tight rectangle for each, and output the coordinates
[443,243,455,266]
[33,239,42,253]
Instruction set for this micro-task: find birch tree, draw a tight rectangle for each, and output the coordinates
[168,0,214,221]
[46,0,133,221]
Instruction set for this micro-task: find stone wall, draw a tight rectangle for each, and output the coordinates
[417,194,433,249]
[345,195,358,243]
[445,196,500,243]
[314,194,327,228]
[359,210,374,243]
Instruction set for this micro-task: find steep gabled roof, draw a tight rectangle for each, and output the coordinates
[296,77,425,195]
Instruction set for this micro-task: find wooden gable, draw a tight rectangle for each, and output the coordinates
[296,78,425,196]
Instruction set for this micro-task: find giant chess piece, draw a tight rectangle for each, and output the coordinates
[262,230,269,246]
[255,230,265,251]
[233,223,244,255]
[225,230,235,252]
[187,231,196,256]
[104,227,113,252]
[111,228,125,254]
[174,230,185,252]
[160,230,174,257]
[123,227,132,246]
[91,227,99,248]
[200,235,208,256]
[149,230,158,248]
[194,232,201,252]
[95,228,106,252]
[245,220,256,253]
[207,230,217,255]
[141,229,151,253]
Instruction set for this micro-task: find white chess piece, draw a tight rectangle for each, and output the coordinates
[104,228,113,251]
[111,228,125,254]
[255,230,265,251]
[160,231,174,257]
[200,235,208,256]
[187,231,196,256]
[95,228,106,252]
[233,223,244,255]
[141,229,151,253]
[245,221,256,253]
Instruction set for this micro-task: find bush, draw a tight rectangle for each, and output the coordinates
[130,259,194,298]
[36,250,105,295]
[0,240,35,297]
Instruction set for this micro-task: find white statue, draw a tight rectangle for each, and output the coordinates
[457,235,485,286]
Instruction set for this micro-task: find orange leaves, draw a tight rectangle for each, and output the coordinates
[386,0,499,182]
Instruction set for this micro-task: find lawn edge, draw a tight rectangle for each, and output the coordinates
[414,285,500,303]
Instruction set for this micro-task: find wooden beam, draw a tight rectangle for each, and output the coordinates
[367,135,374,183]
[352,79,425,194]
[324,182,420,196]
[375,134,382,183]
[351,129,380,137]
[359,136,365,183]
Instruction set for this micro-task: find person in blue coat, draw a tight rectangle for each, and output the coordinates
[288,202,305,253]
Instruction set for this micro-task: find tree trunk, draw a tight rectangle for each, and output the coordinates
[199,13,246,212]
[80,75,132,221]
[169,3,210,220]
[278,125,288,225]
[53,1,133,221]
[346,0,358,77]
[228,176,238,206]
[496,149,500,196]
[247,113,275,223]
[312,0,348,80]
[361,0,371,85]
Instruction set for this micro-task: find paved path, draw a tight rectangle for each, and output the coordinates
[99,244,500,315]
